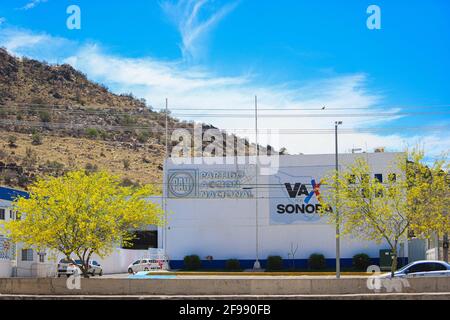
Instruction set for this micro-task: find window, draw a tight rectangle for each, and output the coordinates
[21,249,33,262]
[408,262,445,273]
[9,210,14,219]
[408,263,426,273]
[38,253,45,263]
[123,231,158,250]
[374,174,383,183]
[430,263,447,271]
[133,260,141,265]
[0,209,5,220]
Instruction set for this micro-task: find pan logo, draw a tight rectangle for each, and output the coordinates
[167,170,198,198]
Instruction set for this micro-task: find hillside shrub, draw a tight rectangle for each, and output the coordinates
[31,132,42,145]
[38,111,51,123]
[85,128,99,139]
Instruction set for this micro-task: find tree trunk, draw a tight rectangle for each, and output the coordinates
[82,263,90,278]
[390,247,398,277]
[444,233,449,263]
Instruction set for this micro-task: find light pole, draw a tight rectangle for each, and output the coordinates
[335,121,342,279]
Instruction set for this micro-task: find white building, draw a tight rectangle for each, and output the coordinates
[161,152,411,269]
[1,152,424,276]
[0,187,35,277]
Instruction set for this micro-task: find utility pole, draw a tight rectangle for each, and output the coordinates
[164,98,169,259]
[253,95,261,270]
[335,121,343,279]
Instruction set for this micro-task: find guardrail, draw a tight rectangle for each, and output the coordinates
[0,277,449,296]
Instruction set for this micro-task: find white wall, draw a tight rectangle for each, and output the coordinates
[0,260,11,277]
[163,153,406,261]
[90,249,151,274]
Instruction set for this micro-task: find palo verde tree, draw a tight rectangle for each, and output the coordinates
[319,151,450,275]
[405,150,450,239]
[2,170,164,277]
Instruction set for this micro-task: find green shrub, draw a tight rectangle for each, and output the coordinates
[266,256,283,271]
[352,253,371,271]
[120,114,137,126]
[7,135,17,147]
[137,131,150,144]
[31,132,43,145]
[184,255,201,271]
[46,161,65,176]
[225,259,241,271]
[98,130,110,140]
[308,253,326,270]
[85,128,99,139]
[38,111,51,123]
[123,159,130,170]
[85,163,98,174]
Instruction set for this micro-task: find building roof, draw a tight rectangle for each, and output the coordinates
[0,186,29,202]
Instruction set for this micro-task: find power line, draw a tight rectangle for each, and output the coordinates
[1,119,448,134]
[3,102,450,111]
[168,111,450,118]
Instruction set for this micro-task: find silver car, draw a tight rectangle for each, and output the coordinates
[390,260,450,278]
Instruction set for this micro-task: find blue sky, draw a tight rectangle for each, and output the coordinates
[0,0,449,155]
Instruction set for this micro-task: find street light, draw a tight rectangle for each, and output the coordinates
[335,121,343,279]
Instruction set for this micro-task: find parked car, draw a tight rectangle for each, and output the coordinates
[384,260,450,278]
[57,259,103,277]
[127,258,169,273]
[57,259,79,277]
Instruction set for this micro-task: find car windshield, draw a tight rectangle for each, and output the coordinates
[74,260,83,265]
[396,263,414,273]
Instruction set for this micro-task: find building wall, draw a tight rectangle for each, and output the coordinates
[163,153,408,268]
[0,202,15,277]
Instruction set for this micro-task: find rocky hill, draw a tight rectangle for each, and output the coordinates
[0,48,268,190]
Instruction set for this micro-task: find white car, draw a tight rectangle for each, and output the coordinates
[385,260,450,278]
[57,259,103,277]
[127,258,169,274]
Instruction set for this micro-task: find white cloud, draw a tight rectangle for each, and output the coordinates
[0,17,6,25]
[19,0,48,11]
[0,27,448,157]
[161,0,239,61]
[0,28,77,61]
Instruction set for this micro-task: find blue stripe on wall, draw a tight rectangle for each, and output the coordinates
[169,258,408,270]
[0,187,29,202]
